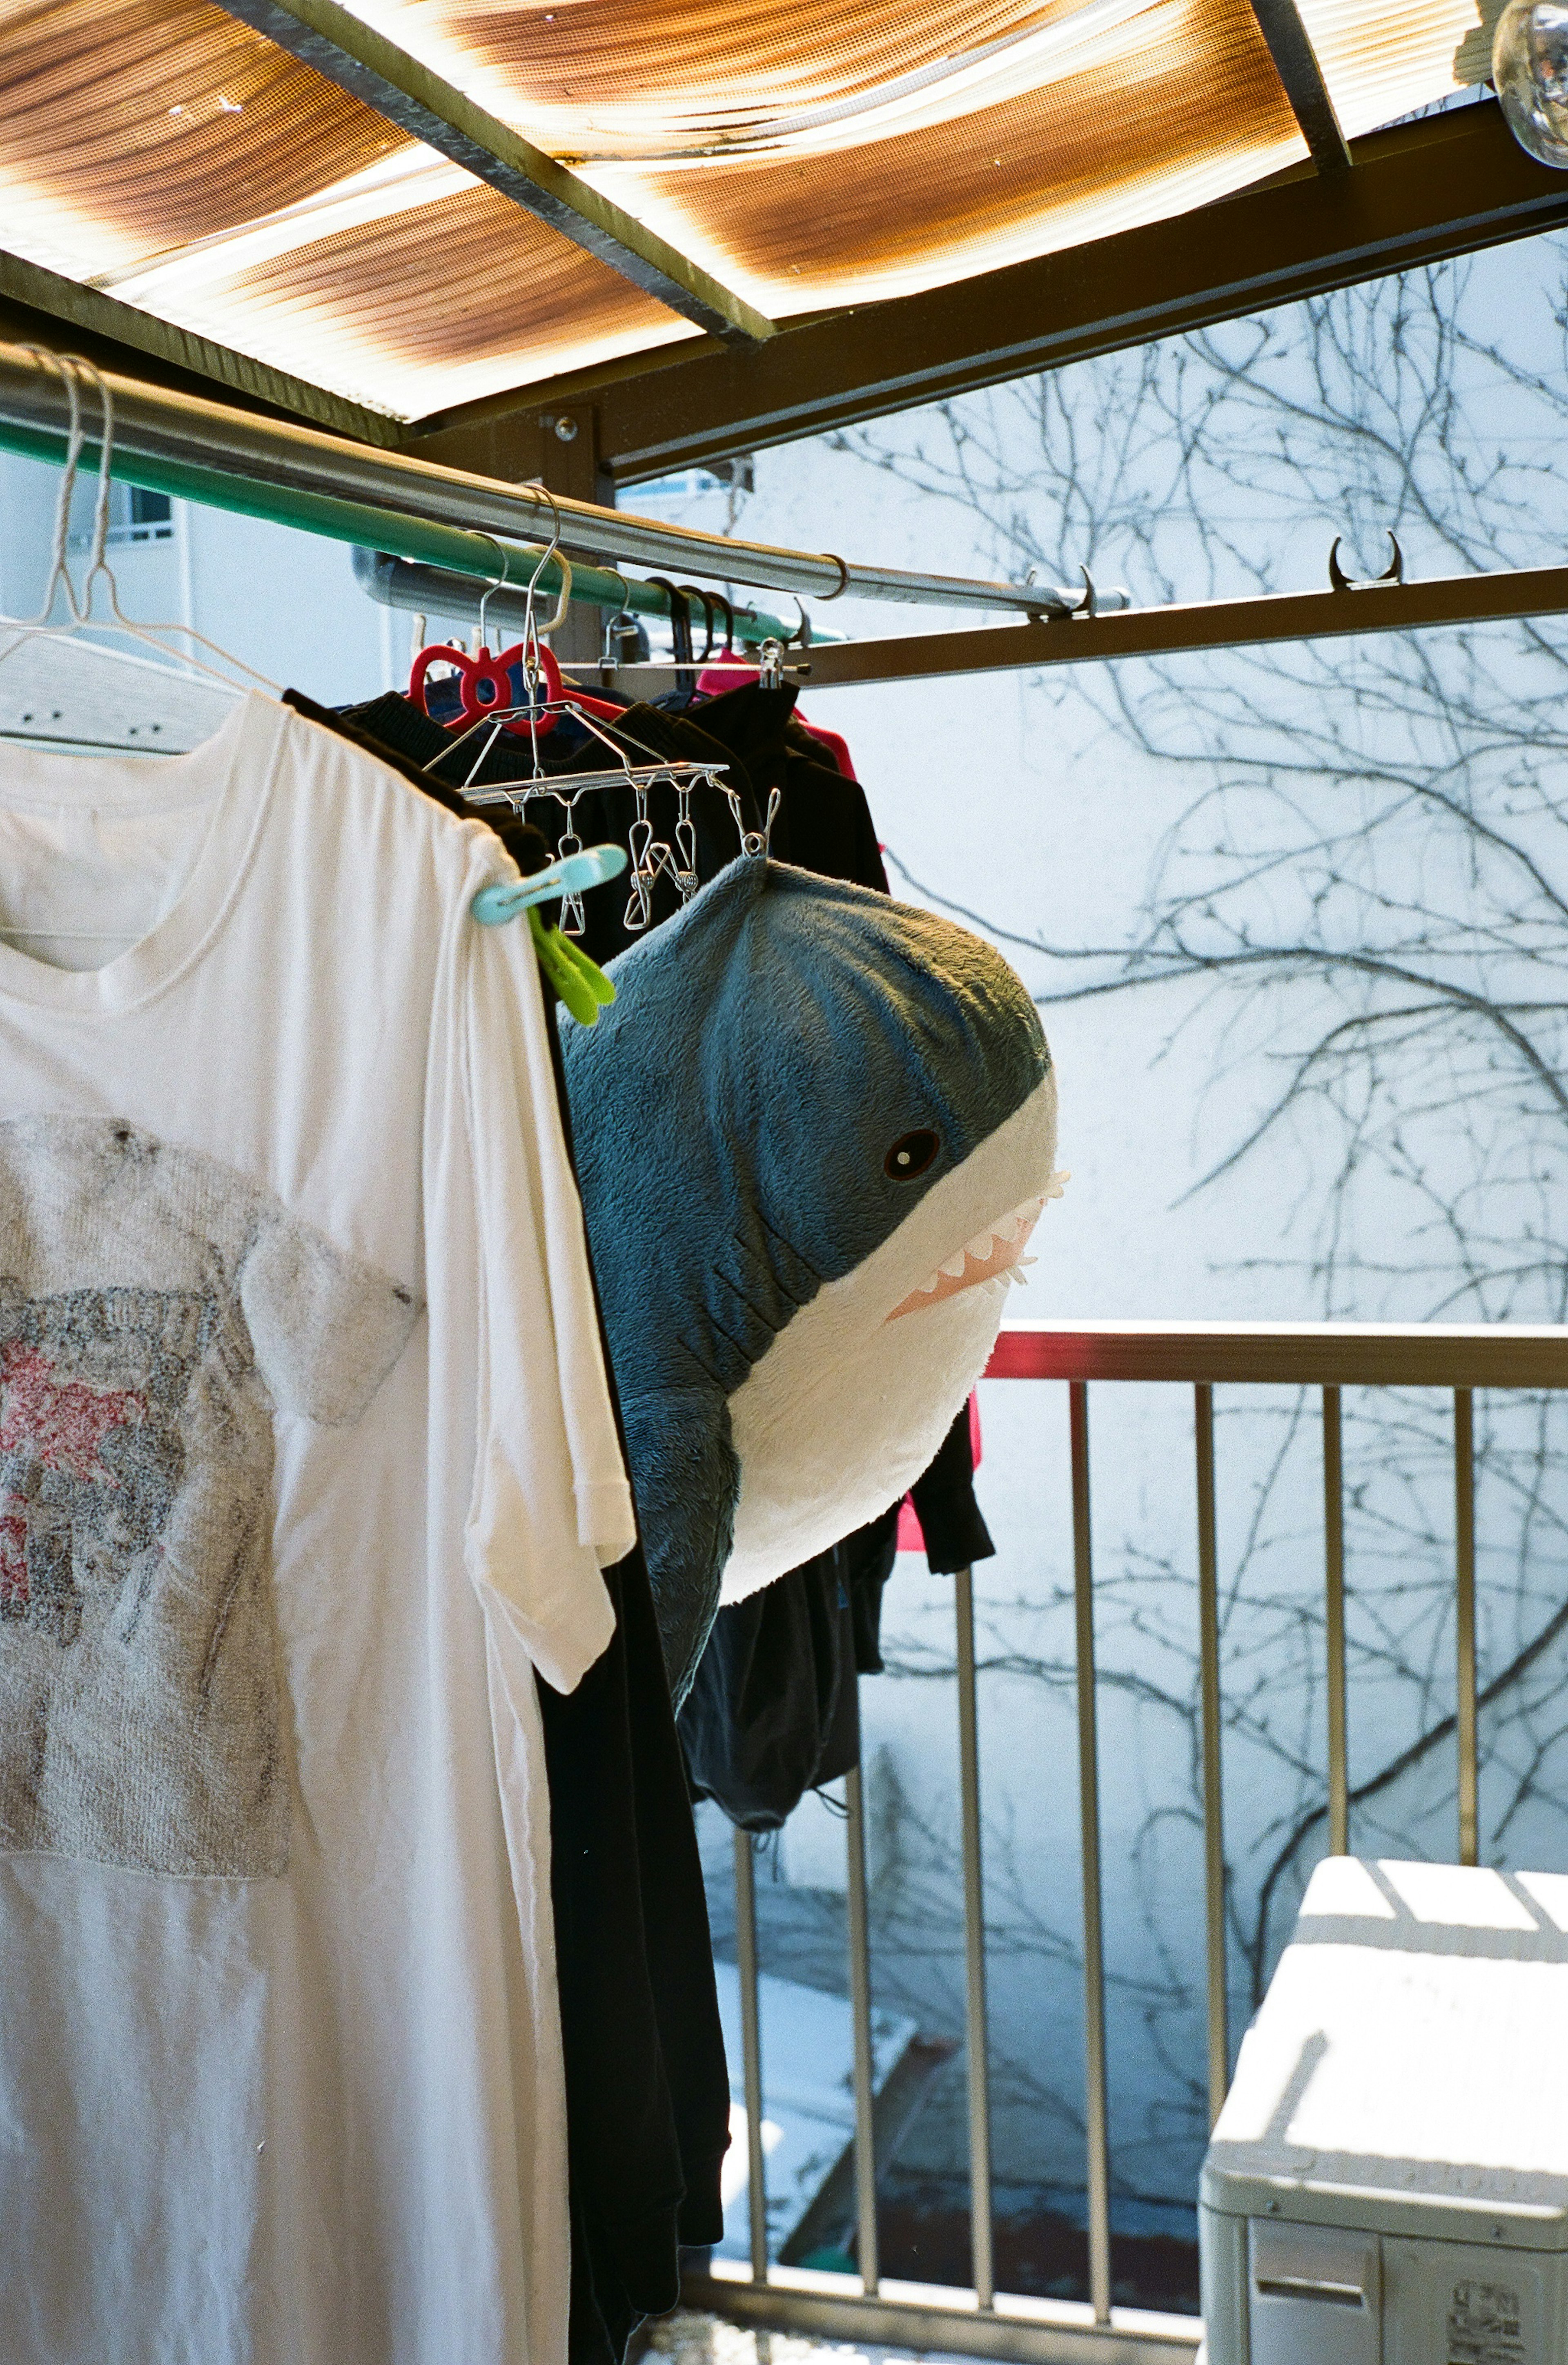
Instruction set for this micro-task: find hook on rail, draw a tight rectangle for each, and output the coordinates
[1329,532,1405,592]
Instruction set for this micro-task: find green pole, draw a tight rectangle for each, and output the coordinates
[0,419,806,647]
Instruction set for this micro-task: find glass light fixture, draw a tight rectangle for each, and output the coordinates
[1494,0,1568,168]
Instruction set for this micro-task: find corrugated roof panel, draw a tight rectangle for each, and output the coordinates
[581,0,1306,313]
[0,0,1505,421]
[0,0,401,276]
[117,180,700,416]
[0,0,698,415]
[1295,0,1485,140]
[350,0,1098,160]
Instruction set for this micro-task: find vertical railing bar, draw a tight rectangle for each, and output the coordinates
[954,1563,996,2312]
[843,1750,880,2296]
[1322,1384,1349,1858]
[733,1826,770,2282]
[1455,1386,1479,1869]
[1194,1383,1229,2127]
[1070,1381,1114,2328]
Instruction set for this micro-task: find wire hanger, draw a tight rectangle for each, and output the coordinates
[0,352,281,697]
[410,523,574,736]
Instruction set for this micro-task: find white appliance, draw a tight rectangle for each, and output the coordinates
[1201,1856,1568,2365]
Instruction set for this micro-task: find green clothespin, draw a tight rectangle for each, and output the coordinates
[527,907,617,1026]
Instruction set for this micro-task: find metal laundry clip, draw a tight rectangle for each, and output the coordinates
[741,785,782,859]
[673,776,700,901]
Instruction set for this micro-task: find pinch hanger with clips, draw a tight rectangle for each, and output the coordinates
[408,500,777,938]
[439,693,754,935]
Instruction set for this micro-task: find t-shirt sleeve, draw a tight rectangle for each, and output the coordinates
[460,868,632,1693]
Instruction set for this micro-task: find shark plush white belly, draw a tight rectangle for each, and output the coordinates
[560,856,1061,1700]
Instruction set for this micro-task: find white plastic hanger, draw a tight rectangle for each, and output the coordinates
[0,349,278,699]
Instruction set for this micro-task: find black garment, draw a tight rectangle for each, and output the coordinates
[672,681,890,893]
[679,1399,995,1828]
[539,995,730,2365]
[289,686,730,2365]
[542,1532,729,2360]
[679,1542,862,1833]
[908,1399,996,1577]
[848,1401,996,1676]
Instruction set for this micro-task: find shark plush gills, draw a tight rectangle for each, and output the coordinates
[560,857,1061,1702]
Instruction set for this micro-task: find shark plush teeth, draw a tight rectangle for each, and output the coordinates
[559,856,1062,1702]
[886,1188,1059,1318]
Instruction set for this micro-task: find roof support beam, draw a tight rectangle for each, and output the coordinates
[210,0,775,347]
[412,101,1566,483]
[1245,0,1351,173]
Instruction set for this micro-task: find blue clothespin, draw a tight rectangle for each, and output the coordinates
[471,843,628,926]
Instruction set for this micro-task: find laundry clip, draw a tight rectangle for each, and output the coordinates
[472,843,628,1026]
[471,842,628,926]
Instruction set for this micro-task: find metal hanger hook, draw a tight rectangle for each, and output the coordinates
[472,531,511,652]
[19,348,88,623]
[520,480,572,646]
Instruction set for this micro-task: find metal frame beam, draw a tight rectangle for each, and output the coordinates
[414,101,1568,483]
[783,557,1568,688]
[209,0,774,346]
[557,553,1568,698]
[1245,0,1350,174]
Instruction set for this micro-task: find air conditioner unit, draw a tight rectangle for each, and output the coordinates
[1200,1856,1568,2365]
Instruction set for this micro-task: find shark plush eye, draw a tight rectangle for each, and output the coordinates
[884,1129,940,1182]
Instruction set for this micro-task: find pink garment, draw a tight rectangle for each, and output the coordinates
[695,661,859,780]
[897,1394,982,1554]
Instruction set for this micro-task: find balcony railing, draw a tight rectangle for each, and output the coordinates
[682,1321,1568,2365]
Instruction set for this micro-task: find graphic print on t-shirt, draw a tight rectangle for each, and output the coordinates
[0,1115,420,1878]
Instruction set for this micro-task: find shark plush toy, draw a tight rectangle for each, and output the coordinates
[560,856,1062,1701]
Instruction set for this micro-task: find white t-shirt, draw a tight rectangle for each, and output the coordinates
[0,689,635,2365]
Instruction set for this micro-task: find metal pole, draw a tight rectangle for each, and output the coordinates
[733,1827,770,2282]
[351,545,799,647]
[844,1752,880,2296]
[953,1565,995,2311]
[1194,1385,1229,2126]
[1455,1388,1479,1868]
[1070,1383,1113,2327]
[0,399,803,648]
[1322,1385,1349,1857]
[0,343,1074,615]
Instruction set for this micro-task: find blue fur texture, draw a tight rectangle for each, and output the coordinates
[560,856,1049,1699]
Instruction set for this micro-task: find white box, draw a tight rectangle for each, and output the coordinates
[1201,1857,1568,2365]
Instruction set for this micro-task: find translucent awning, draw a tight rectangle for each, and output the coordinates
[0,0,1489,423]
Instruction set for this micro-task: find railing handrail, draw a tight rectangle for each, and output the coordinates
[986,1319,1568,1388]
